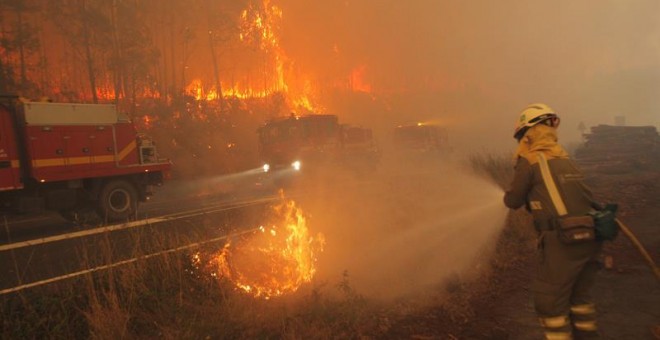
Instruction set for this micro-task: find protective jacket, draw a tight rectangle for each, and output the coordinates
[504,124,597,230]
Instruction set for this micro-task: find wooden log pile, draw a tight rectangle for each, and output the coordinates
[574,124,660,173]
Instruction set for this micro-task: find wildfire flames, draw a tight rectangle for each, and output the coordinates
[216,196,325,298]
[182,0,336,114]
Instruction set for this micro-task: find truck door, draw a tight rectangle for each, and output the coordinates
[64,126,93,172]
[90,125,114,170]
[27,125,67,181]
[0,106,23,190]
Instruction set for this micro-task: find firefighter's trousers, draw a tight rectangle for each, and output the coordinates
[533,230,602,339]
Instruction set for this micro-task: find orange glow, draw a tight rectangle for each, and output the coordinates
[350,65,372,93]
[240,0,287,93]
[180,0,324,114]
[183,0,381,114]
[240,0,283,51]
[93,85,116,101]
[292,95,314,113]
[225,85,272,99]
[186,79,279,100]
[185,79,220,101]
[216,193,325,299]
[142,115,153,129]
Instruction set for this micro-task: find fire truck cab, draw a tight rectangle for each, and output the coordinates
[256,114,379,181]
[257,114,341,174]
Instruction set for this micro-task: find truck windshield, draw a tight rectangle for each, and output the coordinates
[259,116,338,145]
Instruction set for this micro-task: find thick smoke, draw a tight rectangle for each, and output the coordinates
[295,157,507,299]
[277,0,660,151]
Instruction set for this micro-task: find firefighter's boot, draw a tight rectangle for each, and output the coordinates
[570,303,599,339]
[539,315,573,340]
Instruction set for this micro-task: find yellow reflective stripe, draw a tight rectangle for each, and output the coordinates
[537,152,567,216]
[31,141,136,168]
[93,155,116,163]
[570,303,595,315]
[544,331,572,340]
[117,140,136,160]
[539,315,569,328]
[11,160,20,168]
[33,158,65,167]
[574,320,598,331]
[530,201,543,210]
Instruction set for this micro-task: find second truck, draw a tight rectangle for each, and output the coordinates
[257,114,379,179]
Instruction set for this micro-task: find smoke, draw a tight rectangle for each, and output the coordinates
[277,0,660,151]
[296,156,508,300]
[141,0,658,158]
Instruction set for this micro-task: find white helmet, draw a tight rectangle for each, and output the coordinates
[514,103,560,140]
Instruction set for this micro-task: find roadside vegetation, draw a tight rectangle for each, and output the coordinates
[1,152,536,338]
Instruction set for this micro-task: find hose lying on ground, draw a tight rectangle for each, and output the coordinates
[616,218,660,283]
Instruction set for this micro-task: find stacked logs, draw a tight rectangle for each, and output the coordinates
[574,125,660,173]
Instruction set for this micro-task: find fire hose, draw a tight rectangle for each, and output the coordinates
[616,218,660,283]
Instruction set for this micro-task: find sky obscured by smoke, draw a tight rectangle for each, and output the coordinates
[275,0,660,151]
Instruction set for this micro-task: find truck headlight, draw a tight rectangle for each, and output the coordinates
[291,160,301,171]
[262,163,270,172]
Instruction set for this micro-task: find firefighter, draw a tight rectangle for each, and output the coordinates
[503,103,602,339]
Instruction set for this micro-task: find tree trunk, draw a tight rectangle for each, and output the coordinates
[110,0,122,106]
[80,0,98,103]
[16,6,28,91]
[169,5,176,96]
[205,0,225,110]
[208,30,225,108]
[37,9,50,96]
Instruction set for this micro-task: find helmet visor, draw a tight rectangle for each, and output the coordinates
[514,113,558,141]
[527,113,557,125]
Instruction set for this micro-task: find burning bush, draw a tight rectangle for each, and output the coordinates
[216,194,325,298]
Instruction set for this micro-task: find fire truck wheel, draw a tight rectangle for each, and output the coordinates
[98,179,138,221]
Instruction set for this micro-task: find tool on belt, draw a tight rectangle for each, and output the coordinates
[537,152,660,282]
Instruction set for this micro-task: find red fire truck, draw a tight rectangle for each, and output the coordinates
[338,124,380,174]
[257,114,379,177]
[258,114,340,173]
[0,95,171,222]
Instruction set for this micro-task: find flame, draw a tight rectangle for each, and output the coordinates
[141,115,153,129]
[217,194,325,298]
[182,0,335,114]
[185,79,220,101]
[350,65,372,93]
[183,0,287,103]
[240,0,283,52]
[240,0,287,93]
[95,86,116,101]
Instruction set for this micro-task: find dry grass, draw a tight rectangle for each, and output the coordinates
[0,223,377,339]
[466,150,515,190]
[1,152,536,338]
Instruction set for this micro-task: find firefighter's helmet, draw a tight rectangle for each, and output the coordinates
[514,103,560,140]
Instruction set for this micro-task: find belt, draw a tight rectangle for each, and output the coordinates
[535,218,556,231]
